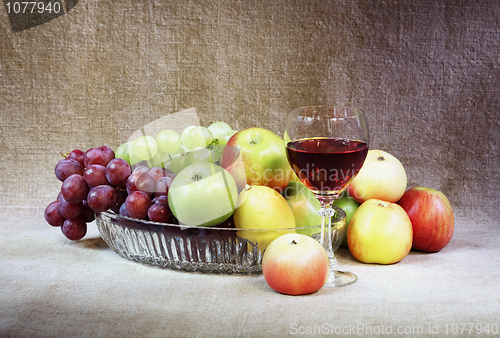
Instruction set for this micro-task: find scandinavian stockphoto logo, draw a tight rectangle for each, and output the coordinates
[4,0,79,32]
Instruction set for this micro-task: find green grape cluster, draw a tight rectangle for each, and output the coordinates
[115,121,238,174]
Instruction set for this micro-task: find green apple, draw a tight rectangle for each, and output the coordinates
[333,196,360,247]
[168,162,238,227]
[348,199,413,264]
[221,127,294,192]
[283,181,322,236]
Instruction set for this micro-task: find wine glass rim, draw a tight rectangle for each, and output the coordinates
[290,105,364,118]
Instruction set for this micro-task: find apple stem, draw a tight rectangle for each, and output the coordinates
[377,201,389,207]
[291,239,297,245]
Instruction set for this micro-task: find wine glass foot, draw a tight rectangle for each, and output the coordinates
[325,269,357,287]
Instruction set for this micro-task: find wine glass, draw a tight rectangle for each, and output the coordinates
[284,106,369,287]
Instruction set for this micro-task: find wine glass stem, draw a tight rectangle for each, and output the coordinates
[318,200,337,265]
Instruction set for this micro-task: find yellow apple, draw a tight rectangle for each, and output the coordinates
[347,150,407,203]
[347,199,413,264]
[233,185,295,251]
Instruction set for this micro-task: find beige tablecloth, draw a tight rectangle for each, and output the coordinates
[1,207,498,337]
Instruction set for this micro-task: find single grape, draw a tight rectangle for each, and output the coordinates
[133,161,151,169]
[208,122,232,141]
[97,146,115,167]
[97,145,114,161]
[154,176,174,197]
[133,165,150,174]
[119,202,129,216]
[106,158,131,188]
[132,136,158,161]
[147,203,171,223]
[61,218,87,240]
[55,158,84,182]
[148,167,165,183]
[111,189,128,214]
[87,185,117,213]
[81,200,95,223]
[147,149,174,169]
[44,201,66,227]
[67,149,85,166]
[126,170,155,195]
[152,195,169,206]
[59,199,83,219]
[185,126,214,149]
[84,148,107,167]
[83,164,108,188]
[125,191,152,219]
[181,126,196,148]
[61,174,89,204]
[219,130,238,146]
[128,142,143,165]
[156,129,182,153]
[115,142,131,164]
[164,167,175,177]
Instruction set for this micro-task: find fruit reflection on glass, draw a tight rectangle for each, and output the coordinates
[284,106,369,287]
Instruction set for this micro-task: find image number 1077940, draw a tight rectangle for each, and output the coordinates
[4,0,80,32]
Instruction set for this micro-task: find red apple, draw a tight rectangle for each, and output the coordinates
[221,127,294,193]
[262,233,329,296]
[347,150,407,203]
[348,199,413,264]
[398,187,454,252]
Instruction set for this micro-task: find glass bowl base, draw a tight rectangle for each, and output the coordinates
[95,210,347,274]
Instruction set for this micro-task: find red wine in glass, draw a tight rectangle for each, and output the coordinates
[285,106,369,287]
[286,137,368,197]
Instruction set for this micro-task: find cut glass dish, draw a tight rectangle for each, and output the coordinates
[96,207,346,274]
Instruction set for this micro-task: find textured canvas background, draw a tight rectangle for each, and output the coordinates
[1,0,499,218]
[1,2,500,337]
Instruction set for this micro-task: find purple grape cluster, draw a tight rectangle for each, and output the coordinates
[44,146,175,240]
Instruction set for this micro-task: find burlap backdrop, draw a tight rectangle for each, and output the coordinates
[1,1,499,219]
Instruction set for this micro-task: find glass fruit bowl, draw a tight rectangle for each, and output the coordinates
[95,206,346,274]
